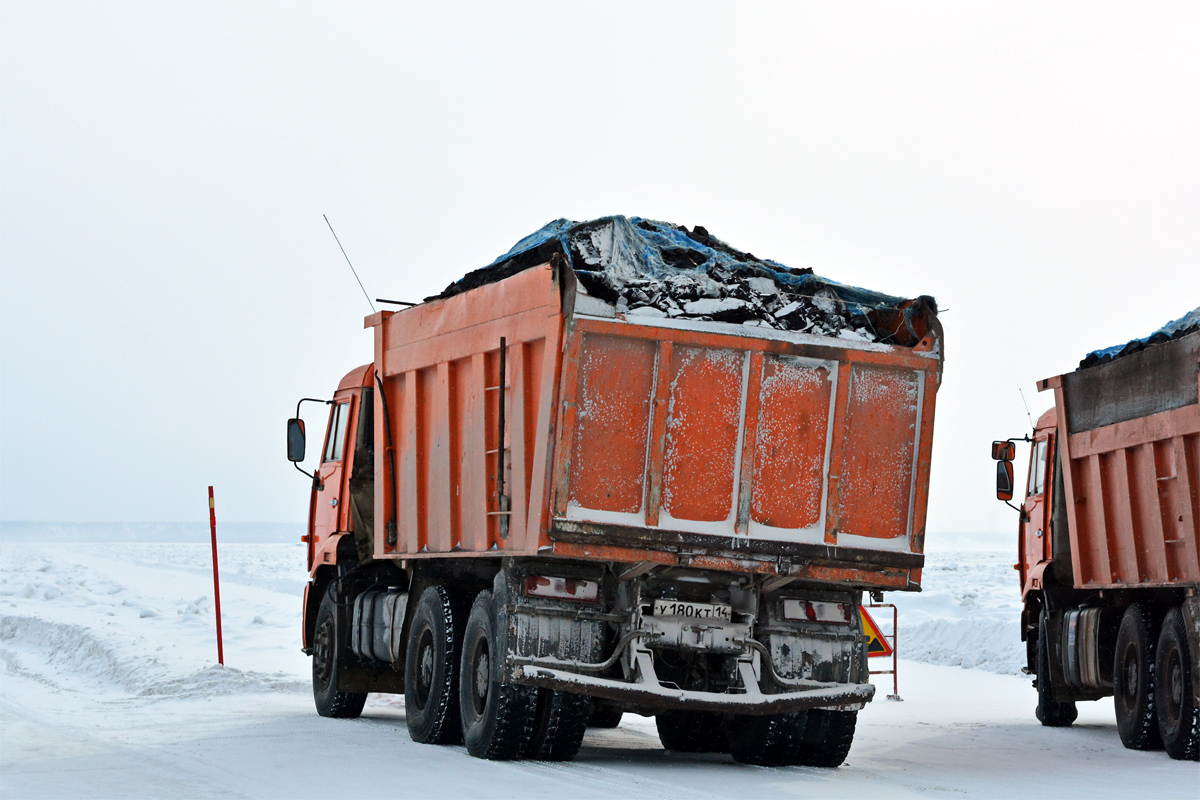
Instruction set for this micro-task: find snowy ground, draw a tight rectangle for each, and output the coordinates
[1,539,1193,798]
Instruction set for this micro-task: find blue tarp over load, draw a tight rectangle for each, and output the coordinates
[1080,306,1200,368]
[431,215,939,347]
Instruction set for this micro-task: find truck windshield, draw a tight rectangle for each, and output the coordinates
[1028,439,1047,496]
[324,401,350,462]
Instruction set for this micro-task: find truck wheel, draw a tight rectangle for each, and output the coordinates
[1155,606,1199,761]
[656,711,728,753]
[524,689,591,760]
[793,710,857,768]
[405,585,466,745]
[1035,612,1077,727]
[1113,603,1162,750]
[312,584,368,719]
[726,712,806,766]
[588,701,624,729]
[459,590,537,760]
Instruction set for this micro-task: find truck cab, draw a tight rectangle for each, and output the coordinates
[1017,408,1057,598]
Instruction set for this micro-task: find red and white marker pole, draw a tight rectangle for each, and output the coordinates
[208,486,225,666]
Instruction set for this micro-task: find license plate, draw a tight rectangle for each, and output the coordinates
[652,599,732,621]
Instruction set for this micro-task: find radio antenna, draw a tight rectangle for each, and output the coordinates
[323,214,375,314]
[1019,388,1035,430]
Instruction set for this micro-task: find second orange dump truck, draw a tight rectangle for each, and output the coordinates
[994,312,1200,761]
[287,216,943,764]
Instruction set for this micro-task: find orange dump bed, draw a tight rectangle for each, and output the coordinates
[1040,330,1200,589]
[367,261,942,590]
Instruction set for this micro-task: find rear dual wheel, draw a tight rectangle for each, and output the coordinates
[405,586,467,745]
[656,711,728,754]
[1155,606,1199,761]
[1113,603,1161,751]
[718,709,858,767]
[726,713,805,766]
[794,710,858,767]
[458,590,590,761]
[588,701,624,729]
[526,687,592,760]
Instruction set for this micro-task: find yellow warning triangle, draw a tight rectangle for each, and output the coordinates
[859,606,893,658]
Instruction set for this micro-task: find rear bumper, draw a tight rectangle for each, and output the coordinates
[512,656,874,715]
[550,521,923,592]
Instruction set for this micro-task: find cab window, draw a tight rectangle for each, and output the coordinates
[323,401,350,462]
[1028,439,1048,496]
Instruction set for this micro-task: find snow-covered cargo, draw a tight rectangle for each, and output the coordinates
[287,217,945,765]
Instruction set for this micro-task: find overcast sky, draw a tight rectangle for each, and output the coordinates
[1,2,1197,537]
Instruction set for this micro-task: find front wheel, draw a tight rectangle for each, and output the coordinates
[312,584,367,719]
[1035,611,1077,727]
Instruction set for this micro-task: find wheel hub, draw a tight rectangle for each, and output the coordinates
[314,619,334,687]
[419,641,434,688]
[470,639,491,715]
[1121,647,1138,700]
[1165,648,1183,721]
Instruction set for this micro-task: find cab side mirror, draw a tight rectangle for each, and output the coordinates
[996,460,1014,501]
[992,441,1015,461]
[287,418,306,462]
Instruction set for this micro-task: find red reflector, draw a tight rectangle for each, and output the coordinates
[782,599,852,624]
[523,575,599,603]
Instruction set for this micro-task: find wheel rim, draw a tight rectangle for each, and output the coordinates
[469,635,491,717]
[314,617,335,688]
[1119,642,1139,703]
[1163,644,1183,727]
[414,626,434,707]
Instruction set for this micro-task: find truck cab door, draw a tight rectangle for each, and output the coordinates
[313,396,354,552]
[1019,435,1050,593]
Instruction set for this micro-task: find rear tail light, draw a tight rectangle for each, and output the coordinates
[523,576,599,603]
[783,599,852,624]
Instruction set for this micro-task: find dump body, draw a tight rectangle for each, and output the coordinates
[1037,330,1200,590]
[364,259,941,589]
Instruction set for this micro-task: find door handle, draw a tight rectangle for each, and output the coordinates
[330,498,338,507]
[1035,529,1042,537]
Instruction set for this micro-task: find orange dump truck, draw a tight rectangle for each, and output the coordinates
[287,216,943,764]
[993,314,1199,761]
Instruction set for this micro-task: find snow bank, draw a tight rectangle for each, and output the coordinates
[0,542,310,704]
[889,548,1027,676]
[0,615,302,696]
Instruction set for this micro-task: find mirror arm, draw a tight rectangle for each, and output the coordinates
[1003,499,1030,522]
[290,397,332,484]
[296,397,333,418]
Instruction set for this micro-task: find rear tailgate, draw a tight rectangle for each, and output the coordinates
[548,311,941,589]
